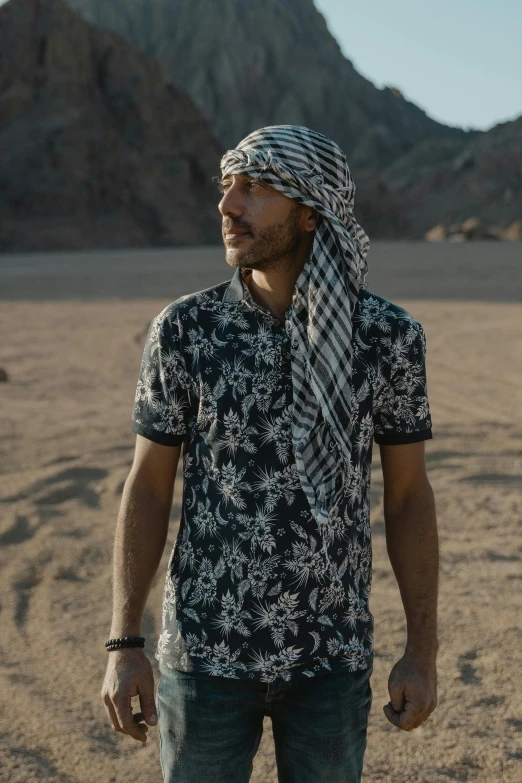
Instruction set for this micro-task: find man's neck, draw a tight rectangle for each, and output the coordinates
[243,260,307,323]
[243,271,286,323]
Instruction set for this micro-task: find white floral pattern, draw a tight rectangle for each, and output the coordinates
[132,268,432,682]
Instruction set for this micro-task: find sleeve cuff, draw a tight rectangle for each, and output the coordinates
[374,428,433,446]
[132,421,186,447]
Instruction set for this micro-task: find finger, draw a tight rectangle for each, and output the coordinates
[407,704,434,730]
[388,680,406,713]
[399,700,427,732]
[132,712,150,732]
[113,694,147,742]
[411,710,431,729]
[383,703,401,728]
[138,681,158,726]
[104,698,124,733]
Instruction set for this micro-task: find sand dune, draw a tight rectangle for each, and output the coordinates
[1,242,521,782]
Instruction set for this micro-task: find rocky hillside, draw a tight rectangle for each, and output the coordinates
[1,0,519,248]
[381,115,522,238]
[65,0,468,170]
[64,0,521,240]
[0,0,223,252]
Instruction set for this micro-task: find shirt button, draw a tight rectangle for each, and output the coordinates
[328,439,335,451]
[292,340,298,349]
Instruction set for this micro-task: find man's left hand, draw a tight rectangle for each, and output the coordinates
[383,651,437,731]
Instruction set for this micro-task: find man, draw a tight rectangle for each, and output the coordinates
[101,125,438,783]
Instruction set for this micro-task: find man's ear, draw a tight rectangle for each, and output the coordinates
[304,207,318,232]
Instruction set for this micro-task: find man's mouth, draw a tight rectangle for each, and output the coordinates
[224,229,251,240]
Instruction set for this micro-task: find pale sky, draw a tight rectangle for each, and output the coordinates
[2,0,520,131]
[315,0,522,131]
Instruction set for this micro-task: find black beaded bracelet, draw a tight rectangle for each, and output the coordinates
[105,636,145,651]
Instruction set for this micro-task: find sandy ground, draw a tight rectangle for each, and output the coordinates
[1,242,521,783]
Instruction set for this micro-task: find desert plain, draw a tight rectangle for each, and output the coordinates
[0,240,521,783]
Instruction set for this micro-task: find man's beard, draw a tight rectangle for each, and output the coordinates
[224,202,303,273]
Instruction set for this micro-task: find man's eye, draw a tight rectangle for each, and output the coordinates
[217,179,261,193]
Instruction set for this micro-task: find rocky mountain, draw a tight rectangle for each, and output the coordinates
[65,0,468,170]
[64,0,521,240]
[0,0,223,252]
[1,0,519,249]
[381,115,522,238]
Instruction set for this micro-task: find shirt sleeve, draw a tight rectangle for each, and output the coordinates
[132,305,194,447]
[373,318,433,446]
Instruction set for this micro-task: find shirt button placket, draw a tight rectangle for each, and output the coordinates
[286,320,298,350]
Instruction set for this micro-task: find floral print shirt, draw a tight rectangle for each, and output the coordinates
[132,267,433,683]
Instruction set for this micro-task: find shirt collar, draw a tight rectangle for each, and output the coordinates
[223,267,293,325]
[223,266,248,303]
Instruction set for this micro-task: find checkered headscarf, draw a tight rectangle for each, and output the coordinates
[220,125,370,542]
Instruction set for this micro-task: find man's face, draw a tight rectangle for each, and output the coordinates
[218,173,310,272]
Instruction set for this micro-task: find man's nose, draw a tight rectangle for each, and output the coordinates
[218,184,245,218]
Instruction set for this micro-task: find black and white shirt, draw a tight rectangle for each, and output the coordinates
[132,267,433,683]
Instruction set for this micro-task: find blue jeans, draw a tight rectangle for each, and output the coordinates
[156,664,373,783]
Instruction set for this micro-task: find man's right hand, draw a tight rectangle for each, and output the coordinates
[101,647,158,742]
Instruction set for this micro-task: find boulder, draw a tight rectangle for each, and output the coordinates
[501,220,522,241]
[425,224,447,242]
